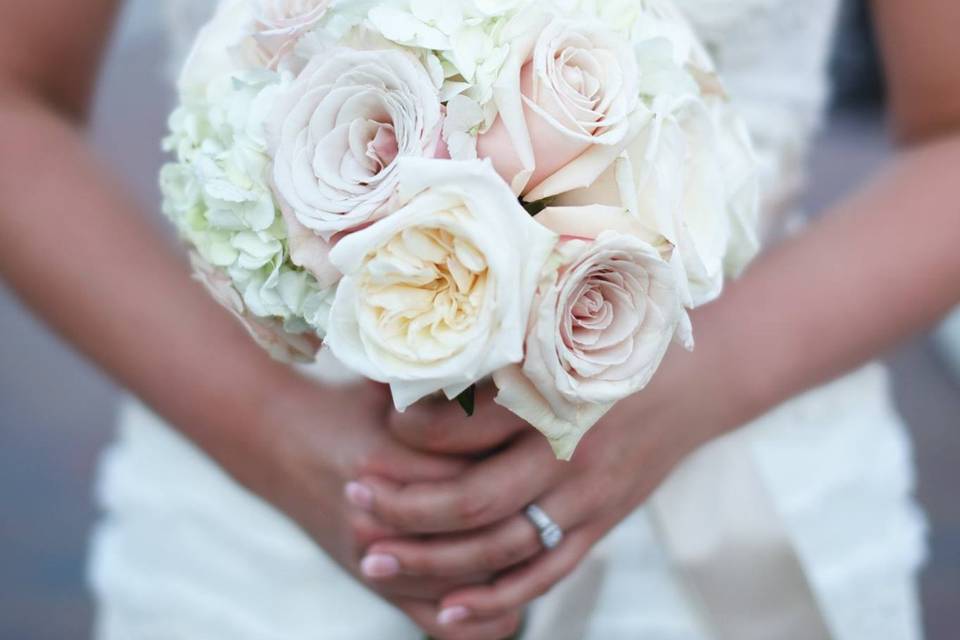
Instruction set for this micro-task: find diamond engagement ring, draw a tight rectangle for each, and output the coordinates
[524,504,564,550]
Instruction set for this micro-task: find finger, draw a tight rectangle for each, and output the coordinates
[366,517,542,578]
[437,526,602,620]
[345,508,398,550]
[359,432,567,533]
[389,384,528,455]
[365,572,490,601]
[356,438,470,483]
[364,484,590,578]
[396,598,523,640]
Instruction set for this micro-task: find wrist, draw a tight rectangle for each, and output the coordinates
[178,346,331,491]
[671,298,796,444]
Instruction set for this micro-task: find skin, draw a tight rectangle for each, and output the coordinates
[0,1,957,639]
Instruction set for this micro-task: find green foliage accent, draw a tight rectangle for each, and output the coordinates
[455,384,477,417]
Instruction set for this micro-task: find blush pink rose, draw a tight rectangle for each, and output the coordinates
[268,47,443,241]
[495,206,687,459]
[477,12,641,197]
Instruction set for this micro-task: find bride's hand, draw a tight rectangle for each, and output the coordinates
[349,364,725,628]
[223,374,525,639]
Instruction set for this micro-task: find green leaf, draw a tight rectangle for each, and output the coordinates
[455,384,477,417]
[521,196,549,217]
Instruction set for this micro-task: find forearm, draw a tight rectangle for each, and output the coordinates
[692,133,960,434]
[0,89,311,476]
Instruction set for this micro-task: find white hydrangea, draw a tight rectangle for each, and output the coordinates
[161,69,335,339]
[553,0,707,101]
[366,0,522,110]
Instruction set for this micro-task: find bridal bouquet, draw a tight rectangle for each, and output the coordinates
[161,0,759,459]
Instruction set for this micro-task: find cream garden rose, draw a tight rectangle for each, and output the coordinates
[268,47,443,240]
[495,206,688,459]
[477,10,641,195]
[325,158,556,410]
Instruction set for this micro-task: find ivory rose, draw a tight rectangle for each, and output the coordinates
[476,10,641,196]
[179,0,255,95]
[325,158,557,410]
[495,206,687,459]
[250,0,331,66]
[254,0,329,37]
[555,96,759,307]
[268,47,443,240]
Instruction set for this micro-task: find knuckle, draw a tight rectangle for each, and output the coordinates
[377,500,433,533]
[479,542,505,571]
[347,514,381,546]
[480,536,527,571]
[390,499,430,531]
[455,490,497,528]
[579,477,610,510]
[406,549,437,575]
[352,447,387,477]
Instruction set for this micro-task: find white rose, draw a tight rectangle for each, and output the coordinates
[179,0,254,95]
[268,47,443,241]
[556,96,759,307]
[476,10,642,196]
[254,0,329,34]
[325,158,557,410]
[713,104,760,280]
[249,0,331,66]
[495,206,687,459]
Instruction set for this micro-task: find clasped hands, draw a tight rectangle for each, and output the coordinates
[327,381,706,640]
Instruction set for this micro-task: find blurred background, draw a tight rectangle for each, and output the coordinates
[0,1,958,637]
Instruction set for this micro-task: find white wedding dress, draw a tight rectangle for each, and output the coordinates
[89,1,928,638]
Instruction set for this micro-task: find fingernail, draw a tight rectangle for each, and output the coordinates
[437,606,470,626]
[360,554,400,579]
[344,482,373,510]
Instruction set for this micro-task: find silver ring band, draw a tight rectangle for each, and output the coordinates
[524,504,564,550]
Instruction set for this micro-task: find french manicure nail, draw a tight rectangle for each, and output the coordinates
[344,482,373,510]
[437,606,470,626]
[360,554,400,579]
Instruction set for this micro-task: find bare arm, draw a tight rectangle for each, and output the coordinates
[0,0,298,485]
[0,5,532,635]
[694,0,960,431]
